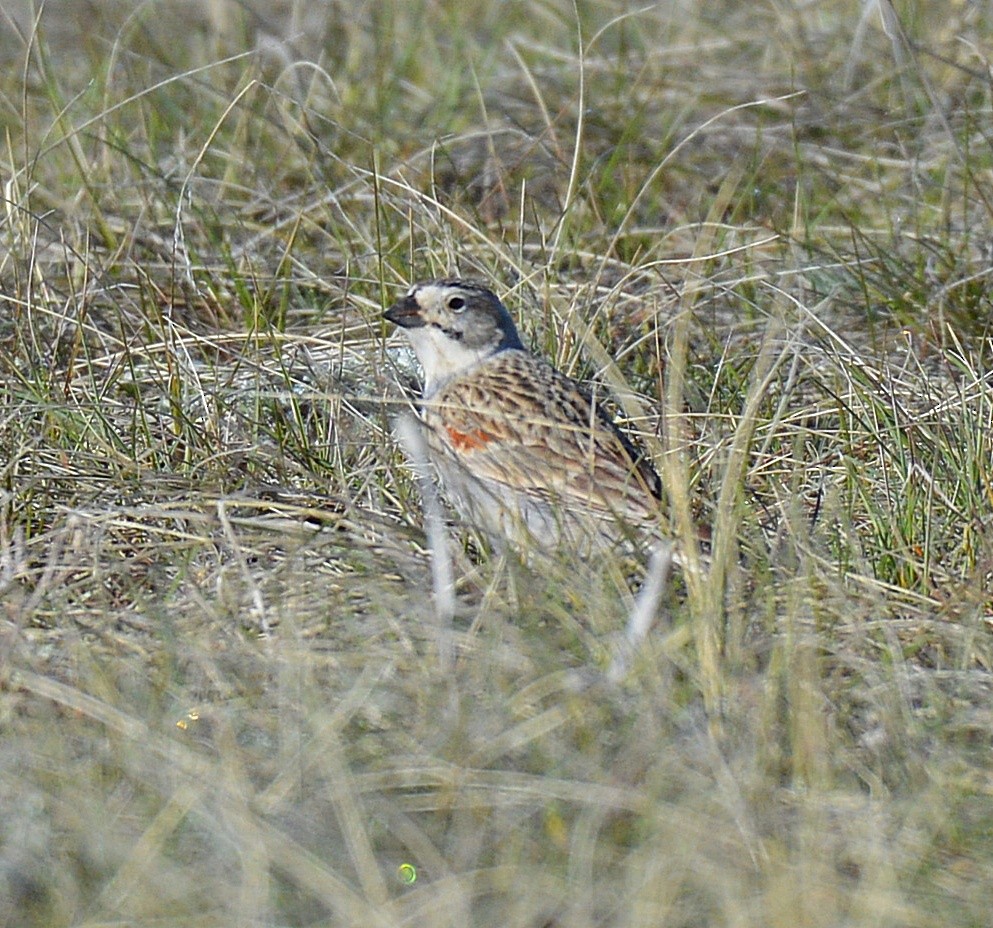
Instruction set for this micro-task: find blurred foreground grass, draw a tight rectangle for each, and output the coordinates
[1,1,992,926]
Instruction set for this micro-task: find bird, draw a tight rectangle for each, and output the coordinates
[383,278,666,557]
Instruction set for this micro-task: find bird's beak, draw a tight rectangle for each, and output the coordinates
[384,294,425,328]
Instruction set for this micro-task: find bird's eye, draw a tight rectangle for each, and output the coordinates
[448,296,467,312]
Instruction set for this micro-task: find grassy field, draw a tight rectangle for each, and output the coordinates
[1,1,992,925]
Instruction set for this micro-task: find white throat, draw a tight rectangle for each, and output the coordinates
[403,326,492,396]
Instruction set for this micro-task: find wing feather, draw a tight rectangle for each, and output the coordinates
[423,351,661,525]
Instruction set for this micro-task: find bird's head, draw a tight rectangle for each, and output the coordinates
[384,279,524,394]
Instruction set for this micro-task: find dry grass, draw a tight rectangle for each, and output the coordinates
[1,1,992,926]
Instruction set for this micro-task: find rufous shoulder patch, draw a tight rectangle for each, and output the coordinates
[446,426,497,452]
